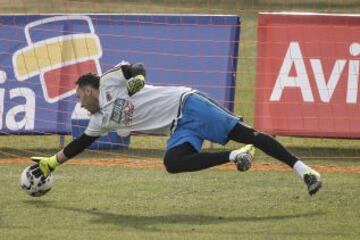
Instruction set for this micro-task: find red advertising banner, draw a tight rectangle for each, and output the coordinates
[255,12,360,138]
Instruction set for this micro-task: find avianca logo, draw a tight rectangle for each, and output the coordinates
[270,42,360,103]
[0,16,103,131]
[12,15,102,103]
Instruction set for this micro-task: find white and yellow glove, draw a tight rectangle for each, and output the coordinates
[31,155,60,177]
[127,75,145,96]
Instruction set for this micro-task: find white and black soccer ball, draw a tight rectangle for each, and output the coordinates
[20,165,54,197]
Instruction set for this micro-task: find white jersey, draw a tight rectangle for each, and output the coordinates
[84,63,193,137]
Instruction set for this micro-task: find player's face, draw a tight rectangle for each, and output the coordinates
[76,86,100,114]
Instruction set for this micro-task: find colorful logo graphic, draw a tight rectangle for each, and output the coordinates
[12,15,102,103]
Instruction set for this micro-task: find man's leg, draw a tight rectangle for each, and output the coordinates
[228,122,321,195]
[229,122,298,167]
[163,142,254,173]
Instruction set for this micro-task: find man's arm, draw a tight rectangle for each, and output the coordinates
[121,63,146,96]
[32,134,99,176]
[62,133,99,161]
[121,63,146,79]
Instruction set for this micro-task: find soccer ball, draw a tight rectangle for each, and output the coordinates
[20,165,54,197]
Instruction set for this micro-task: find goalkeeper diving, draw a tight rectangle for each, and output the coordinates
[31,61,322,196]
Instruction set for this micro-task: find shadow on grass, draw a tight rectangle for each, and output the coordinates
[23,200,325,232]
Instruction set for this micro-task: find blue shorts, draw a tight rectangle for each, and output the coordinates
[166,93,239,152]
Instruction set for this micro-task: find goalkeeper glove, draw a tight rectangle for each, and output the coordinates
[31,155,60,177]
[127,75,145,96]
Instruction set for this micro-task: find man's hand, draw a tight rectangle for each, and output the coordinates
[31,155,60,177]
[127,75,145,96]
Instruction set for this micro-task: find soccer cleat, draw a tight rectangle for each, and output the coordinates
[233,144,256,171]
[304,170,322,195]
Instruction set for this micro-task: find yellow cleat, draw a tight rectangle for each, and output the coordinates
[232,144,256,171]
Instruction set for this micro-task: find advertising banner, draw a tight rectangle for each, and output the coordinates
[255,13,360,138]
[0,14,240,135]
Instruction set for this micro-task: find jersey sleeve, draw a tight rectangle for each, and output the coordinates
[100,60,130,88]
[84,114,108,137]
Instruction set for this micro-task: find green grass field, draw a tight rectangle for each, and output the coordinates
[1,1,360,239]
[1,164,359,240]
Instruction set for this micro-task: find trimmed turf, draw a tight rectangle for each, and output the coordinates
[1,164,359,240]
[1,1,359,239]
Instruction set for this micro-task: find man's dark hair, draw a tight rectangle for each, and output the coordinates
[76,73,100,89]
